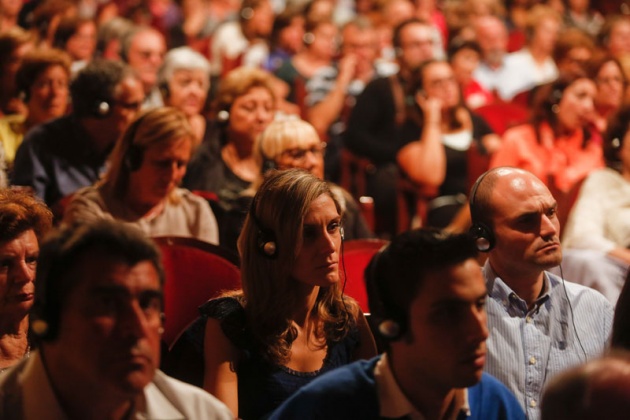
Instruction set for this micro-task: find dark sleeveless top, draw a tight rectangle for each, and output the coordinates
[198,296,360,419]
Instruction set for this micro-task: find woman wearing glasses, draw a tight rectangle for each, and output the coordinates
[254,117,374,241]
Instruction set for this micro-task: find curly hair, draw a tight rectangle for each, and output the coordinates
[236,169,359,364]
[0,188,53,243]
[16,48,71,100]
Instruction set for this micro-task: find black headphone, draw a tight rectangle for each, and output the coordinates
[364,244,407,341]
[469,170,495,252]
[92,100,112,118]
[249,195,278,258]
[123,113,150,172]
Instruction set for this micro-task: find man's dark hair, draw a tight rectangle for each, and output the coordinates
[31,220,164,341]
[392,18,429,50]
[70,59,136,118]
[365,228,478,341]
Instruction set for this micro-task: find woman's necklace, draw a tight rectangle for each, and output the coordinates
[0,344,31,374]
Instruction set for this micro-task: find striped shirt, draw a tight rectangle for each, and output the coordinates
[482,262,613,420]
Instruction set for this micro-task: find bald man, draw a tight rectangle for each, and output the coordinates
[468,167,613,420]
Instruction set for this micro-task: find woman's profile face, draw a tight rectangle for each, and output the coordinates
[556,77,596,132]
[275,137,325,179]
[291,193,342,288]
[166,68,209,117]
[28,64,69,122]
[0,229,38,319]
[228,86,275,143]
[128,137,192,206]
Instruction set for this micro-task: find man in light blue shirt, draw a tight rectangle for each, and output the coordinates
[469,167,613,419]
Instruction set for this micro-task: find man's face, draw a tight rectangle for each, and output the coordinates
[397,23,434,73]
[489,171,562,278]
[127,30,166,93]
[395,259,488,390]
[50,253,163,397]
[109,77,145,137]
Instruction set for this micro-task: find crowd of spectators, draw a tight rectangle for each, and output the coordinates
[1,0,630,418]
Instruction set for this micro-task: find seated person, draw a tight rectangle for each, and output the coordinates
[63,107,219,244]
[12,59,144,207]
[270,229,525,419]
[176,169,377,419]
[0,189,52,373]
[562,105,630,303]
[0,220,232,419]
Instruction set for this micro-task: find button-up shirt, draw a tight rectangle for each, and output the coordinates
[483,262,613,420]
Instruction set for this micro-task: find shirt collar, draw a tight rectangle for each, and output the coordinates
[374,353,470,419]
[484,262,551,316]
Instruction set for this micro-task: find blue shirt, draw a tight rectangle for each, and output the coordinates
[269,356,525,420]
[483,262,613,419]
[11,115,111,206]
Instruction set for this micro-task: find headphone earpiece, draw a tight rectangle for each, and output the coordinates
[612,137,621,150]
[469,170,496,252]
[340,226,345,241]
[94,100,111,118]
[365,245,407,341]
[257,228,278,258]
[217,109,230,125]
[159,82,170,100]
[261,158,276,174]
[303,32,315,45]
[241,6,254,19]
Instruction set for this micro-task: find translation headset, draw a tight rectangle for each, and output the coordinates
[123,112,151,172]
[93,99,112,118]
[469,170,495,252]
[364,244,407,341]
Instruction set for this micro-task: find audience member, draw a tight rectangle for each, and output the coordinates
[598,15,630,61]
[469,167,613,419]
[472,15,509,96]
[491,72,604,197]
[270,228,525,420]
[157,46,211,147]
[498,5,561,101]
[561,105,630,303]
[183,67,275,208]
[12,59,144,207]
[210,0,274,78]
[0,28,32,117]
[0,48,70,174]
[95,16,134,61]
[52,16,97,73]
[196,169,376,419]
[586,54,627,134]
[0,188,52,373]
[541,353,630,420]
[256,117,373,241]
[121,25,166,109]
[0,0,21,32]
[264,7,304,73]
[345,18,436,236]
[63,107,219,244]
[396,59,499,228]
[0,220,232,419]
[448,38,493,109]
[553,27,595,77]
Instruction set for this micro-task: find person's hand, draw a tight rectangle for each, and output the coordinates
[337,54,358,87]
[415,91,441,126]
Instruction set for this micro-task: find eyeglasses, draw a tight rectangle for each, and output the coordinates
[280,142,326,162]
[596,76,625,86]
[113,100,143,111]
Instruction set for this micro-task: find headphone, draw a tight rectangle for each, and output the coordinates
[303,32,315,45]
[216,109,230,125]
[92,100,112,118]
[364,244,407,341]
[249,194,278,258]
[123,112,150,172]
[469,170,495,252]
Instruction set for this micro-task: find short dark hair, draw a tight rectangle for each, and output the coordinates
[31,220,164,341]
[365,228,478,338]
[603,105,630,171]
[392,18,429,50]
[0,188,53,243]
[70,59,136,118]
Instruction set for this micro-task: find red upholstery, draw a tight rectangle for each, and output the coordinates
[475,102,530,135]
[153,236,241,348]
[341,239,388,313]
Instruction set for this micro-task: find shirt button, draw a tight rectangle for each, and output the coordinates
[529,357,536,365]
[526,316,532,323]
[530,400,537,408]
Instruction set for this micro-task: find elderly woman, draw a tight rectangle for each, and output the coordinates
[200,169,376,419]
[183,66,276,207]
[158,46,211,148]
[63,107,219,244]
[255,117,373,240]
[0,48,71,170]
[0,189,53,373]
